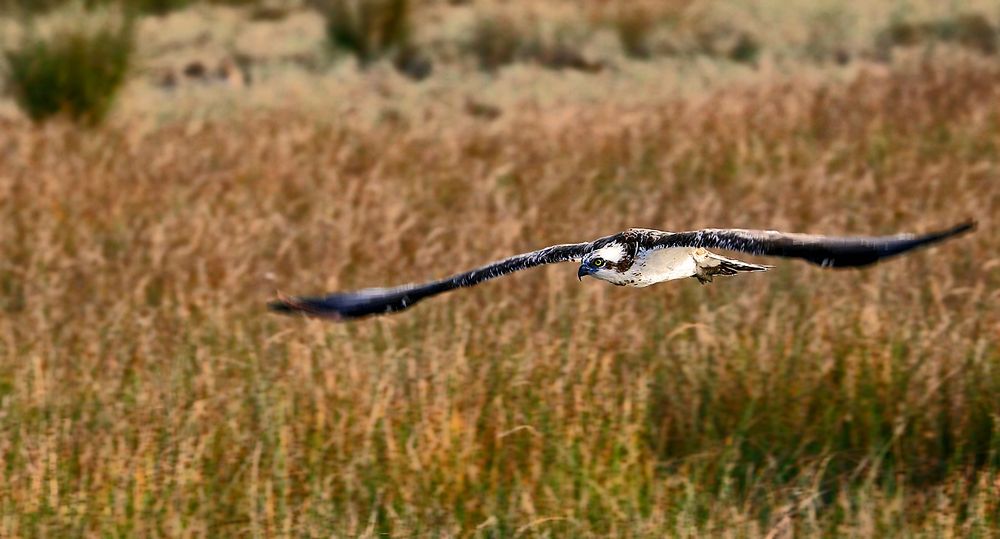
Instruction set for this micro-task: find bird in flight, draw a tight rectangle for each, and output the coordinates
[269,222,975,321]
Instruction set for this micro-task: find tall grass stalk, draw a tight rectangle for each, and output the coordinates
[0,59,996,535]
[314,0,411,66]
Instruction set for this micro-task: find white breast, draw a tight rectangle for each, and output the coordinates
[625,247,698,287]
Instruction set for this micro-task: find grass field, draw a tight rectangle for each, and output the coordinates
[1,3,1000,538]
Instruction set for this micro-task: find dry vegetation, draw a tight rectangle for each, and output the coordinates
[1,1,1000,537]
[0,54,997,535]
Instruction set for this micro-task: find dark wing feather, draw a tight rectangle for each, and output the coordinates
[639,221,975,267]
[268,242,589,320]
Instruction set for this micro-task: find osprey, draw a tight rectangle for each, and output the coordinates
[269,222,975,321]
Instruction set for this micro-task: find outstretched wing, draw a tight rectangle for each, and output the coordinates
[636,221,975,267]
[268,242,589,320]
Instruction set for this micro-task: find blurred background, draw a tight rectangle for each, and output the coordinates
[0,0,997,536]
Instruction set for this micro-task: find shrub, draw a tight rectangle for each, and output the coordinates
[314,0,412,66]
[125,0,193,16]
[467,16,598,73]
[613,7,656,59]
[805,8,854,63]
[0,0,69,14]
[878,13,997,56]
[727,32,760,63]
[603,1,691,60]
[392,45,432,80]
[205,0,259,5]
[4,13,134,125]
[467,14,524,71]
[0,0,194,16]
[694,24,761,64]
[529,27,602,72]
[950,13,997,54]
[249,3,293,22]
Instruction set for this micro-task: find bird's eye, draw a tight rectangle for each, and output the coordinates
[592,258,605,267]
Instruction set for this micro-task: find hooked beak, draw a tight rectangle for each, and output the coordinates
[577,264,595,281]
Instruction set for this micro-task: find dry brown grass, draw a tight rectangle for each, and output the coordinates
[0,57,998,536]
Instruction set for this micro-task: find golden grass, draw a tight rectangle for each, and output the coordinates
[0,57,998,536]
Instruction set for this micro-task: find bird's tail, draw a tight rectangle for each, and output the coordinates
[695,253,771,284]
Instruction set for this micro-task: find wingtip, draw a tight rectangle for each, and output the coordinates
[267,299,293,313]
[938,220,977,240]
[268,292,303,316]
[957,220,977,234]
[267,300,302,315]
[267,292,345,321]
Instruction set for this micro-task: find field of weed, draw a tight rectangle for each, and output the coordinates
[1,0,1000,535]
[1,55,997,535]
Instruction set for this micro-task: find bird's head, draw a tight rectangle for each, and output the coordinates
[578,240,633,284]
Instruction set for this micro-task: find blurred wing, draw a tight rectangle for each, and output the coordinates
[638,221,975,268]
[268,242,589,320]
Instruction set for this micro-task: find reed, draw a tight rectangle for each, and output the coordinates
[0,59,996,536]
